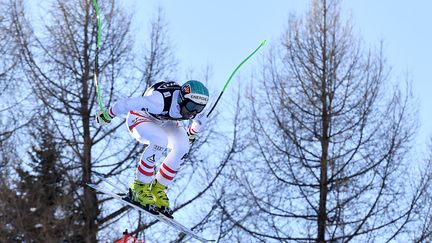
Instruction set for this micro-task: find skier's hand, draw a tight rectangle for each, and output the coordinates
[95,109,114,125]
[190,113,208,133]
[187,113,208,144]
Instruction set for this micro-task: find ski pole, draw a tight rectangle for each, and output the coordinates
[207,40,267,117]
[92,0,103,112]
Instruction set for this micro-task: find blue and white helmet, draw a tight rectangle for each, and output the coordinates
[178,80,209,113]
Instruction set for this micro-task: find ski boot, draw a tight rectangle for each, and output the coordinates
[151,180,173,218]
[128,180,158,215]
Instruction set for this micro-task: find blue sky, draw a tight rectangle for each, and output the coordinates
[123,0,431,146]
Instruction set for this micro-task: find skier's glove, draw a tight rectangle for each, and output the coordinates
[190,113,208,133]
[187,113,208,144]
[96,109,114,125]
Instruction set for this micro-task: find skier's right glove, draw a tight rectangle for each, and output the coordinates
[96,109,114,125]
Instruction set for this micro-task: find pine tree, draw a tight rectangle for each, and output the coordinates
[0,117,79,242]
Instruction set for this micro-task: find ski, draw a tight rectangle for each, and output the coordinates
[88,177,213,242]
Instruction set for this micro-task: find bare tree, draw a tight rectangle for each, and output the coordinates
[412,139,432,242]
[212,0,426,242]
[0,0,30,143]
[136,7,178,91]
[10,0,135,241]
[6,0,230,241]
[0,0,19,93]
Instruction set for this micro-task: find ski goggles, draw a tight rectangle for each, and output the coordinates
[183,100,206,113]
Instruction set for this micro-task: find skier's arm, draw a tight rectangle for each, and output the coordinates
[110,94,164,117]
[187,113,208,143]
[95,92,163,125]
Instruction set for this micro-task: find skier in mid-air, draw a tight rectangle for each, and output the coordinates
[95,80,209,218]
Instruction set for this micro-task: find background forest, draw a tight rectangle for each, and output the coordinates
[0,0,431,242]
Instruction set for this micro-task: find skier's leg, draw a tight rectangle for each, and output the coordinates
[126,114,168,211]
[156,121,190,187]
[151,121,189,217]
[128,118,168,182]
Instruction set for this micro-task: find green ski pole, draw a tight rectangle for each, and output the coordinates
[92,0,103,111]
[207,40,266,117]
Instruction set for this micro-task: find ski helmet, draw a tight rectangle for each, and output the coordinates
[178,80,209,113]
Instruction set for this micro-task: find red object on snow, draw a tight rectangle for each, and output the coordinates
[114,229,144,243]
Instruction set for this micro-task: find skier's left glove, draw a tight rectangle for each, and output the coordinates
[187,113,208,144]
[96,109,114,125]
[192,113,208,132]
